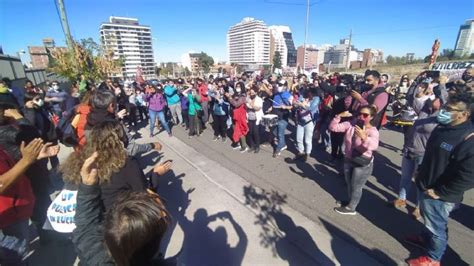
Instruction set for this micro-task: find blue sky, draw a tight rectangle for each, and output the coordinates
[0,0,472,64]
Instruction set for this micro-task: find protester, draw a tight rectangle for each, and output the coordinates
[393,98,441,219]
[0,92,59,264]
[146,85,172,137]
[226,82,249,153]
[135,87,148,122]
[350,70,389,129]
[406,92,473,266]
[211,82,229,142]
[182,86,202,138]
[294,87,320,161]
[271,79,293,158]
[164,79,182,125]
[72,152,171,265]
[330,106,380,215]
[86,89,155,156]
[197,78,210,125]
[45,81,68,118]
[246,86,263,153]
[60,120,171,210]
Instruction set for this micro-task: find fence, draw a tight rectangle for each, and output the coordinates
[0,54,48,88]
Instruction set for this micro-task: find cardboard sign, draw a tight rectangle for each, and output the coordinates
[47,189,77,233]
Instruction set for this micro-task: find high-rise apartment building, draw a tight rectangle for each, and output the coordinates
[100,16,155,79]
[227,17,270,67]
[454,19,474,57]
[269,26,296,67]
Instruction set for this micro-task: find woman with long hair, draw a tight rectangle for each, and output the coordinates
[329,105,380,215]
[60,120,171,210]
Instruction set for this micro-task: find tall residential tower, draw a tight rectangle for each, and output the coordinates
[100,16,155,79]
[227,17,270,67]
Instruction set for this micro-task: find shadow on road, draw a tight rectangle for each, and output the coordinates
[156,171,247,266]
[243,185,334,265]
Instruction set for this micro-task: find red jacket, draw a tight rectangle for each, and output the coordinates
[198,83,209,103]
[0,147,35,228]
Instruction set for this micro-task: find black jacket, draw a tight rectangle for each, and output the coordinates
[416,120,474,203]
[72,184,115,265]
[100,157,146,211]
[73,184,175,266]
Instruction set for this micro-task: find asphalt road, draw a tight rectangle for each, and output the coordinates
[166,118,474,265]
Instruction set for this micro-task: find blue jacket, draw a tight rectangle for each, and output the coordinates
[164,85,180,105]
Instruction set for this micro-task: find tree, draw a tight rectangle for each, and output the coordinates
[49,38,123,82]
[273,51,282,69]
[197,52,214,73]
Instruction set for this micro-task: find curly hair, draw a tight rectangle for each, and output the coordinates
[60,120,127,185]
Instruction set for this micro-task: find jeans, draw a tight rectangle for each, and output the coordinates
[0,220,29,265]
[297,122,315,155]
[168,103,182,124]
[201,101,209,123]
[398,155,423,203]
[273,119,288,152]
[149,110,170,135]
[247,120,261,149]
[343,161,374,211]
[419,192,455,261]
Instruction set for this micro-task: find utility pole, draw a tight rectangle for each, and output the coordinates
[345,29,352,71]
[56,0,74,49]
[303,0,310,72]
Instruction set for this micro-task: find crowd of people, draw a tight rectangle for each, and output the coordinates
[0,65,472,265]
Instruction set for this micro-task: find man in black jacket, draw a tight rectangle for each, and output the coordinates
[406,93,473,266]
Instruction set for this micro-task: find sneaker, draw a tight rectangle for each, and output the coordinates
[240,147,249,153]
[393,198,407,208]
[273,151,281,158]
[188,135,193,139]
[404,235,427,250]
[168,132,173,137]
[247,147,255,153]
[213,136,220,141]
[280,145,288,152]
[334,206,356,215]
[254,147,260,154]
[406,256,440,266]
[411,207,421,220]
[233,144,242,150]
[335,200,349,207]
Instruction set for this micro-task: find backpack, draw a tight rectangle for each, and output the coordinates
[56,107,79,147]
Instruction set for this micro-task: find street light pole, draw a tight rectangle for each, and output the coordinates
[55,0,74,49]
[302,0,310,73]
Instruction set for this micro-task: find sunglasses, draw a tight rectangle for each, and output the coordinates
[358,113,370,118]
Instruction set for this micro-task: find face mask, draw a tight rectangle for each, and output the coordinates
[250,95,256,99]
[277,86,284,93]
[236,88,242,93]
[72,92,80,98]
[436,109,452,125]
[34,99,44,107]
[52,85,59,90]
